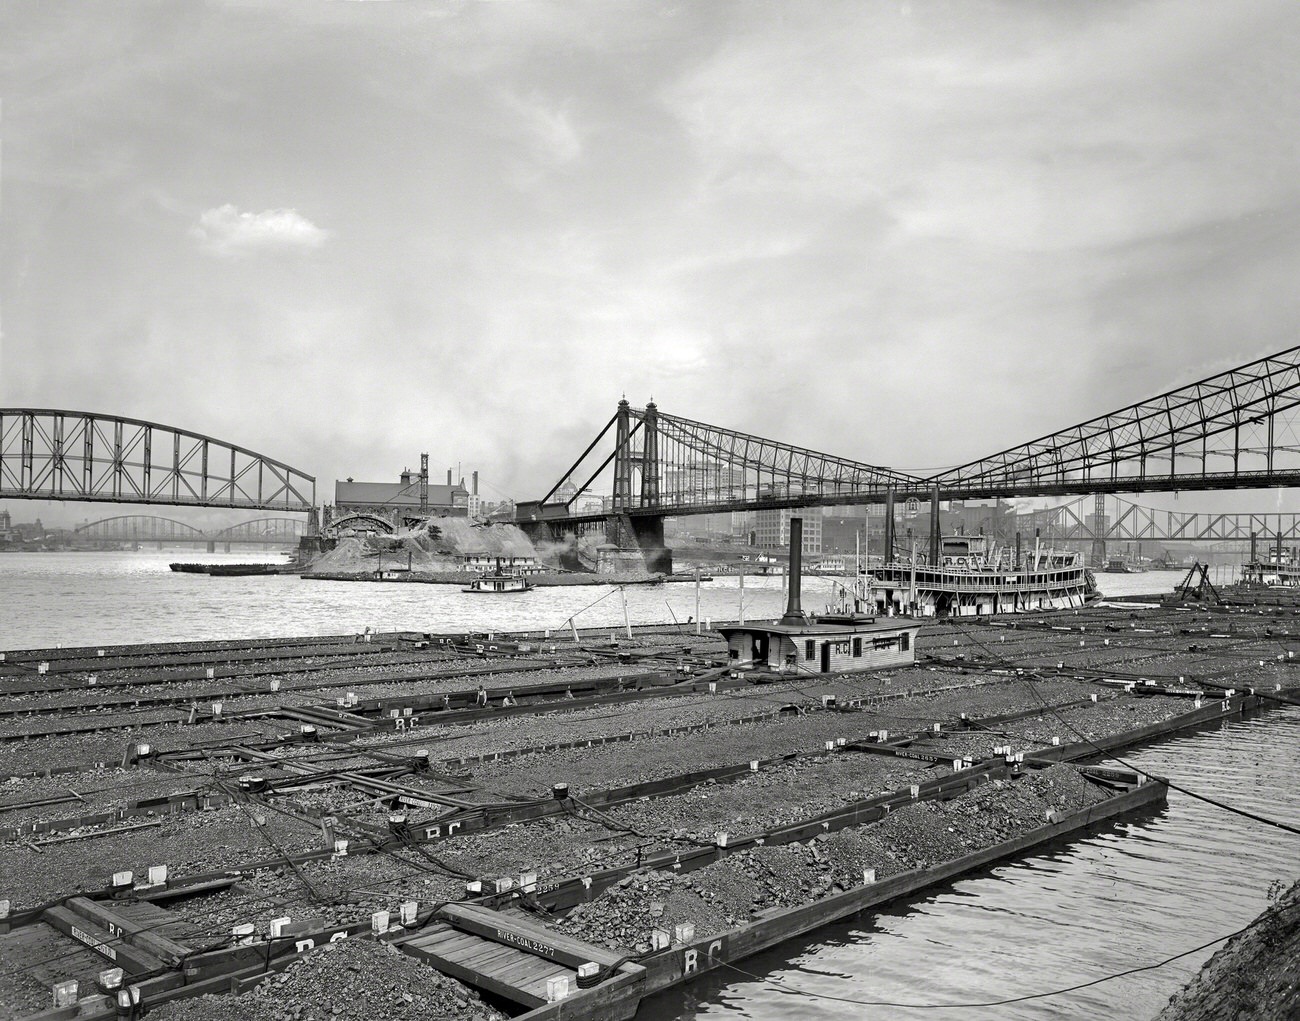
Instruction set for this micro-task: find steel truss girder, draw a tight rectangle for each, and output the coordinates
[931,346,1300,495]
[1034,496,1300,543]
[636,408,921,512]
[0,409,315,511]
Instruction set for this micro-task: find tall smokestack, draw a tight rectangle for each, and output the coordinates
[472,470,479,496]
[446,469,452,486]
[780,516,806,625]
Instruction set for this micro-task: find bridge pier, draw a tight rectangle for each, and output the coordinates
[206,541,216,553]
[929,484,941,566]
[604,514,673,575]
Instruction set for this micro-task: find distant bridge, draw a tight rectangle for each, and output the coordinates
[71,515,305,546]
[0,410,315,512]
[1029,495,1300,546]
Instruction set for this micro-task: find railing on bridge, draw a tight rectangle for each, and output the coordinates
[0,410,315,512]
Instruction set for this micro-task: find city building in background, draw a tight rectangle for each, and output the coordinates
[755,508,822,555]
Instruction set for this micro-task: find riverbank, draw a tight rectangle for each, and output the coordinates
[300,570,708,586]
[1154,878,1300,1021]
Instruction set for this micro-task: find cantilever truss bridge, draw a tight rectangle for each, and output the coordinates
[522,345,1300,529]
[0,410,315,512]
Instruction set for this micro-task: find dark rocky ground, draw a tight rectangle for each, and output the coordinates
[1154,878,1300,1021]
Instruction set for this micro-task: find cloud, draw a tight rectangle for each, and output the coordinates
[189,205,330,257]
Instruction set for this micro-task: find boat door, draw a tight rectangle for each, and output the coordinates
[819,641,830,673]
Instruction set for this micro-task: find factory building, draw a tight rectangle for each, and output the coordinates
[329,460,476,529]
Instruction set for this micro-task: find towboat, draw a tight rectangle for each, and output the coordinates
[463,571,534,594]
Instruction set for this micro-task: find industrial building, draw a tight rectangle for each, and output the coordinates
[328,457,477,529]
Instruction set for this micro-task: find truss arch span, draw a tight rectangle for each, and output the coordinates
[209,517,306,541]
[0,409,315,511]
[73,515,206,540]
[325,513,396,536]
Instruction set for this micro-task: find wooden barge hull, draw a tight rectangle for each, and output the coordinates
[513,771,1166,1020]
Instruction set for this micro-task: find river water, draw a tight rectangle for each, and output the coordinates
[640,708,1300,1020]
[0,553,1282,1018]
[0,550,1190,651]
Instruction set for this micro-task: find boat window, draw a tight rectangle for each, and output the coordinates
[804,640,815,660]
[853,638,862,657]
[901,632,910,651]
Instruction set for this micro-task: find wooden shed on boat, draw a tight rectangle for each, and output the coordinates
[718,517,919,675]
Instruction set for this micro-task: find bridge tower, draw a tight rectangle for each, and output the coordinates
[601,399,671,573]
[1090,493,1107,567]
[612,399,633,511]
[640,401,660,508]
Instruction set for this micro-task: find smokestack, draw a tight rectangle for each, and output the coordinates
[446,469,452,486]
[780,516,806,625]
[472,470,479,496]
[883,489,895,564]
[929,484,941,566]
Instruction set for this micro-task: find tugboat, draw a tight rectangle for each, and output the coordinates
[869,533,1097,617]
[463,557,534,594]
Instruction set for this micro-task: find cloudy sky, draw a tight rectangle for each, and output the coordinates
[3,0,1300,520]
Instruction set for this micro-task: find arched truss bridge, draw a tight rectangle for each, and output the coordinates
[0,410,314,511]
[72,515,306,545]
